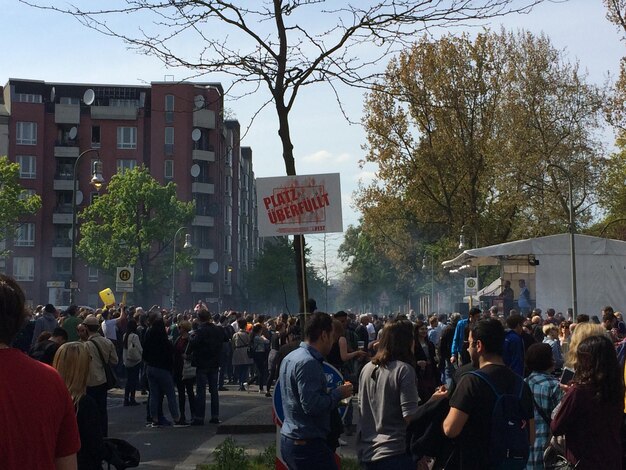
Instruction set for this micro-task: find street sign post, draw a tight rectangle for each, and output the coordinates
[116,267,134,292]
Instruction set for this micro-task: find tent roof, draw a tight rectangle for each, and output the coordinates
[442,233,626,269]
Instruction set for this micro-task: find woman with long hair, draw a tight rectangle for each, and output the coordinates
[564,322,605,371]
[231,319,253,391]
[414,320,440,403]
[357,320,428,469]
[551,334,625,469]
[54,341,106,470]
[173,320,196,423]
[250,323,270,394]
[122,319,142,406]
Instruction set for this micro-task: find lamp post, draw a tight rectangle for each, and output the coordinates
[422,252,435,314]
[459,225,479,308]
[171,227,191,311]
[547,163,578,321]
[69,149,105,305]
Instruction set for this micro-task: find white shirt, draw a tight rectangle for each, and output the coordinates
[366,322,376,341]
[101,318,118,341]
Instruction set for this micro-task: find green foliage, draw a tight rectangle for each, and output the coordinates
[356,29,605,283]
[244,237,327,314]
[77,166,194,304]
[0,156,41,253]
[211,437,248,470]
[197,440,276,470]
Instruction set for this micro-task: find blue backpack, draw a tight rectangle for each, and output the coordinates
[469,370,530,470]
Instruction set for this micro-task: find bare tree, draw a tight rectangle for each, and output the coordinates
[23,0,544,311]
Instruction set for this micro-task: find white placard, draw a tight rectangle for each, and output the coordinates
[116,267,134,292]
[256,173,343,236]
[464,277,478,296]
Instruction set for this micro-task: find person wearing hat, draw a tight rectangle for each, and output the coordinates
[0,275,80,470]
[31,303,58,347]
[83,313,118,437]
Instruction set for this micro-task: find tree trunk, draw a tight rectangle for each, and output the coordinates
[275,99,309,313]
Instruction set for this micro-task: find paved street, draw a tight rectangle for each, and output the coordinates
[108,384,359,468]
[108,386,276,469]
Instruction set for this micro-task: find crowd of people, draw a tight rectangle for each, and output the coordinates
[2,271,626,469]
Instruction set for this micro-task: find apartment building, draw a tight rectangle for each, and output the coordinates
[3,78,259,309]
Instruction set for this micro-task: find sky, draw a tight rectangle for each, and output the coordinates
[1,0,624,278]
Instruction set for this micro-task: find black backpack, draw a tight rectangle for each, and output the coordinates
[469,370,530,470]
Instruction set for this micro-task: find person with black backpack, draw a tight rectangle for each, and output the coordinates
[443,318,535,470]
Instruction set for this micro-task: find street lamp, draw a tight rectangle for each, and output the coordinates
[422,252,435,314]
[171,227,192,311]
[69,149,105,305]
[547,163,578,321]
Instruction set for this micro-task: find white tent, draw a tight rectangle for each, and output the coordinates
[442,234,626,316]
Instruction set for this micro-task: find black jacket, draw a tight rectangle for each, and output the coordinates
[190,321,224,370]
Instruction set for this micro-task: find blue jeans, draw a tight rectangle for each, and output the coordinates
[280,436,337,470]
[195,368,219,422]
[146,365,180,423]
[361,453,414,470]
[235,364,249,388]
[125,363,141,403]
[252,351,268,392]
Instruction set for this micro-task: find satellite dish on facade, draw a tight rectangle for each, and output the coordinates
[194,95,205,110]
[83,89,95,106]
[50,87,56,103]
[68,127,78,140]
[209,261,219,275]
[191,128,201,142]
[190,164,200,178]
[76,190,83,205]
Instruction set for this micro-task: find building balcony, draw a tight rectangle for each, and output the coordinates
[54,146,80,158]
[53,178,76,191]
[52,247,71,257]
[192,215,214,227]
[193,109,215,129]
[53,213,73,224]
[194,248,214,260]
[91,106,138,120]
[191,281,213,293]
[55,104,80,124]
[191,182,214,194]
[192,149,215,162]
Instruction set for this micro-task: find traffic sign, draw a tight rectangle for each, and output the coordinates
[465,277,478,296]
[116,267,134,292]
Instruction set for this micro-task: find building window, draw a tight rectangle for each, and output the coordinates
[15,223,35,247]
[117,159,137,174]
[16,155,36,179]
[54,258,71,277]
[13,257,34,281]
[117,127,137,149]
[16,122,37,145]
[225,175,232,196]
[59,97,80,105]
[165,95,174,123]
[164,160,174,179]
[88,267,99,282]
[110,99,139,108]
[223,265,232,285]
[91,126,101,148]
[19,189,36,200]
[164,127,174,155]
[224,234,231,255]
[15,93,42,103]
